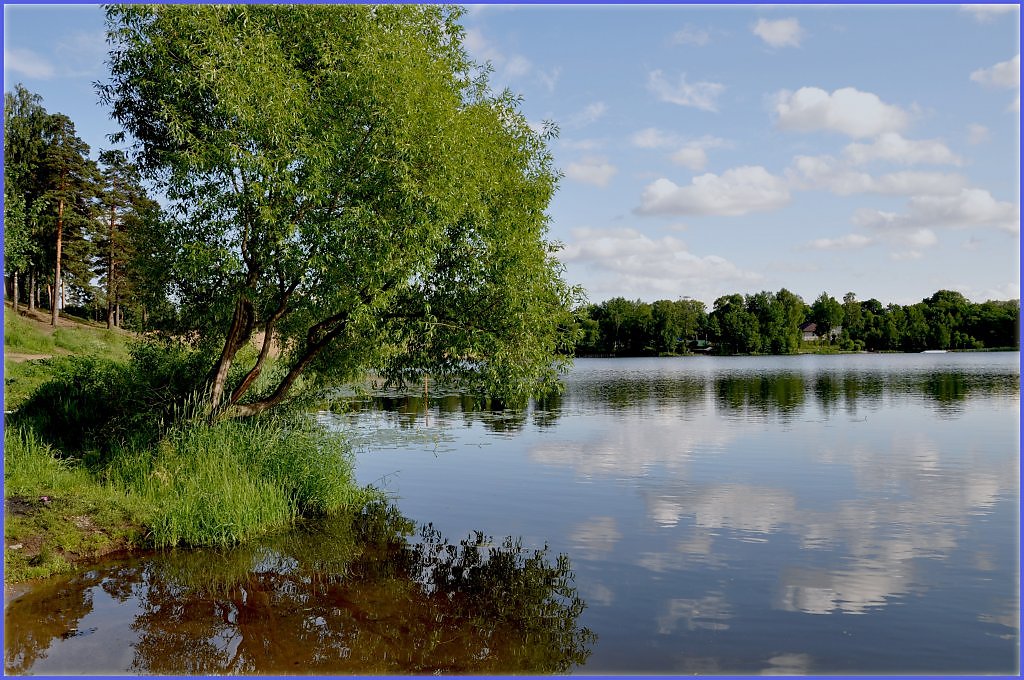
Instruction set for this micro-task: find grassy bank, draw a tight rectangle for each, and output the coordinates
[4,428,144,581]
[4,310,374,583]
[4,305,133,360]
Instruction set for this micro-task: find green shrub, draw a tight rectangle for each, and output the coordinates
[11,340,209,459]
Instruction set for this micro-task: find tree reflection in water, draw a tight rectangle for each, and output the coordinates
[4,502,595,675]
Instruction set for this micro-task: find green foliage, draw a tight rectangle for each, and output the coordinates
[94,149,164,329]
[4,427,86,496]
[4,83,111,316]
[811,291,844,341]
[4,85,49,282]
[577,288,1017,355]
[10,340,208,457]
[712,294,761,355]
[99,4,579,416]
[577,297,707,356]
[4,358,63,411]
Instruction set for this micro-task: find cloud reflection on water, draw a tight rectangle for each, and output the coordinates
[528,361,1017,628]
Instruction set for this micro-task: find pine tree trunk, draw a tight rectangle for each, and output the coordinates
[107,203,116,329]
[51,197,65,326]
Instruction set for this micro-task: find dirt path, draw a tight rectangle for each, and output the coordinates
[4,352,55,363]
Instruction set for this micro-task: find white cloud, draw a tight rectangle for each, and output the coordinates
[565,156,617,187]
[967,123,991,144]
[571,101,608,127]
[807,234,874,250]
[55,31,108,78]
[872,171,969,196]
[670,136,731,170]
[4,47,55,79]
[961,4,1019,22]
[970,54,1020,88]
[890,250,924,261]
[671,147,709,171]
[631,127,681,149]
[1008,94,1020,112]
[753,18,804,48]
[853,188,1020,233]
[672,24,712,46]
[961,235,984,251]
[505,55,531,78]
[788,155,871,195]
[978,282,1020,300]
[464,27,499,63]
[648,70,725,112]
[807,226,936,256]
[773,86,911,138]
[632,130,730,170]
[787,155,968,197]
[894,227,939,248]
[557,227,762,300]
[843,133,962,166]
[637,165,790,216]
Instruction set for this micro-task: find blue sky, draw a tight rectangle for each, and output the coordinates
[4,4,1020,308]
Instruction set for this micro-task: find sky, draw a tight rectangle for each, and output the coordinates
[3,3,1020,308]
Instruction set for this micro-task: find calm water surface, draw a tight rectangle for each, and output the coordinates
[5,353,1020,674]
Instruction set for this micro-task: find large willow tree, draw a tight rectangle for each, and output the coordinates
[99,5,579,418]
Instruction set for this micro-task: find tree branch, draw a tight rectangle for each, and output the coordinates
[226,279,299,405]
[218,315,349,419]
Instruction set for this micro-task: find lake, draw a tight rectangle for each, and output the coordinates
[5,353,1019,674]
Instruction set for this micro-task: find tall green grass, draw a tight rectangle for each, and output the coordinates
[108,416,374,548]
[4,427,91,496]
[4,427,144,580]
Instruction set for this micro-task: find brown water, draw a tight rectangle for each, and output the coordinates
[5,504,592,674]
[4,353,1020,674]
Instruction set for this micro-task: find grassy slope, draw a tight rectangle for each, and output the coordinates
[4,305,133,411]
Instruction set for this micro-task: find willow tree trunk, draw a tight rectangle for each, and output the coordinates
[51,197,65,326]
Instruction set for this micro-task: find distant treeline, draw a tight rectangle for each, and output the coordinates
[574,289,1020,356]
